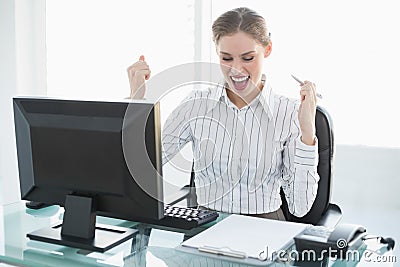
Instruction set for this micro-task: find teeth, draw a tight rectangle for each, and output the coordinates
[231,76,249,82]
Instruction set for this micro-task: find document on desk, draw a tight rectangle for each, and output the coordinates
[180,214,309,262]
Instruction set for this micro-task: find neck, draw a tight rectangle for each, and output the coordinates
[226,90,251,109]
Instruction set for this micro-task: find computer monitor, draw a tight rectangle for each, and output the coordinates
[13,97,164,252]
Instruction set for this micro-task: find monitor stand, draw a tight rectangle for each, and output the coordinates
[27,194,138,252]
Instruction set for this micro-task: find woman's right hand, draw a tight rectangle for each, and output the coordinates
[127,55,151,99]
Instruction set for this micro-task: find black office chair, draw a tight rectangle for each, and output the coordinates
[169,106,342,228]
[279,106,342,227]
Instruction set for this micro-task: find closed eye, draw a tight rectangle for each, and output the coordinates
[222,57,233,61]
[242,56,254,61]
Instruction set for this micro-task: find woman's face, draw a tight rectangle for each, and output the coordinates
[216,31,271,103]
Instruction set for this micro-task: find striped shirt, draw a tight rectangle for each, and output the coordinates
[161,81,319,217]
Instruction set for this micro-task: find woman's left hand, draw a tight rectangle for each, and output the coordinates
[298,80,317,145]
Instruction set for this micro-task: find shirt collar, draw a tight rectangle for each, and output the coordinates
[258,80,274,120]
[208,75,274,120]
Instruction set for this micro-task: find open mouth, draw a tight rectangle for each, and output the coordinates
[230,76,250,91]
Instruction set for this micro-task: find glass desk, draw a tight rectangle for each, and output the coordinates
[0,202,396,267]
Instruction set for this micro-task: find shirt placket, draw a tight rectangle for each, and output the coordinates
[231,108,247,213]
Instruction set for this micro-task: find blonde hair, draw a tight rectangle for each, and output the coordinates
[212,7,270,47]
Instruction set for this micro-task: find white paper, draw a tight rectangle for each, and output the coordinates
[181,214,309,260]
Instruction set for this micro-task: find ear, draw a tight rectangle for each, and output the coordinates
[264,41,272,58]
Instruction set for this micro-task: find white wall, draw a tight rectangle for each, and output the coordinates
[45,0,196,99]
[333,145,400,248]
[0,0,46,205]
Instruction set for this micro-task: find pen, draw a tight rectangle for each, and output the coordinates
[291,74,323,99]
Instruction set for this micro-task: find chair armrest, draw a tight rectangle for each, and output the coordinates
[316,203,342,228]
[166,186,191,206]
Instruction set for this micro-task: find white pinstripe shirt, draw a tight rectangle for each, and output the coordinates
[162,81,319,217]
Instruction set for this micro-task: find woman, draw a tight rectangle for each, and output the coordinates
[127,7,319,220]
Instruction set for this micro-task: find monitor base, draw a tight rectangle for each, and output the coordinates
[25,201,52,210]
[27,223,138,253]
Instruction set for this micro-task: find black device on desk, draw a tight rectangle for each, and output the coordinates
[294,224,367,259]
[13,97,217,252]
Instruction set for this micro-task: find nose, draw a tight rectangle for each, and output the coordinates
[230,60,244,75]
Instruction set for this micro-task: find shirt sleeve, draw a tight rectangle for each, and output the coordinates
[281,105,320,217]
[161,91,197,165]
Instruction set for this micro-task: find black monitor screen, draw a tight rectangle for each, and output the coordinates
[13,97,164,251]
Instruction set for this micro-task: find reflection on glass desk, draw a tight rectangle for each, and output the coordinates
[0,202,396,267]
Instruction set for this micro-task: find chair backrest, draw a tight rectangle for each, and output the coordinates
[280,105,334,224]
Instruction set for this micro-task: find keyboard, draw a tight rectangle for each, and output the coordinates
[144,206,219,230]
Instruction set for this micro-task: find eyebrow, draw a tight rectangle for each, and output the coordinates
[220,51,256,56]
